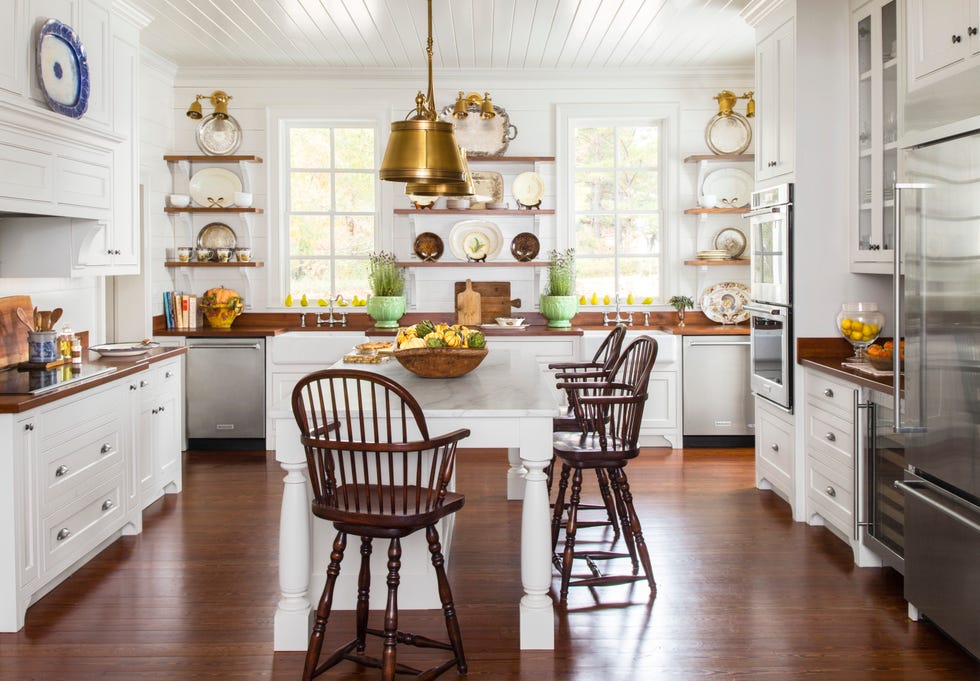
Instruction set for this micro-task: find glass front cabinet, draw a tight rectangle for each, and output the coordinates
[851,0,900,274]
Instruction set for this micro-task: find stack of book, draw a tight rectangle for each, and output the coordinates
[163,292,198,330]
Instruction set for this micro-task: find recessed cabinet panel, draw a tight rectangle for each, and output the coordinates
[0,1,26,97]
[76,0,109,126]
[0,140,53,205]
[55,154,111,210]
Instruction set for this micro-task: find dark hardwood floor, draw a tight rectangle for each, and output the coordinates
[1,447,977,680]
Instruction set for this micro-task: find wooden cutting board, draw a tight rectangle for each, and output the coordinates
[454,281,522,322]
[456,280,482,325]
[0,295,33,367]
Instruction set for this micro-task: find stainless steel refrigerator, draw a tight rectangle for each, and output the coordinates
[894,129,980,659]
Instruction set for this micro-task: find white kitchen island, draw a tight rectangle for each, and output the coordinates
[269,349,560,651]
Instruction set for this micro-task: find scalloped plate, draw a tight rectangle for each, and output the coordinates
[449,220,503,262]
[700,281,750,324]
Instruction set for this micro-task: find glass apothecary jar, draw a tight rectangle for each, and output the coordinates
[836,302,884,361]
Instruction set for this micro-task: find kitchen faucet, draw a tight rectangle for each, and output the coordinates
[316,299,347,327]
[602,294,633,326]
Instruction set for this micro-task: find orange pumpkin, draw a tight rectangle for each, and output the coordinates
[202,286,241,307]
[201,286,243,328]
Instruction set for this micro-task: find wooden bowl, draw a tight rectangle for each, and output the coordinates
[393,347,488,378]
[867,354,903,372]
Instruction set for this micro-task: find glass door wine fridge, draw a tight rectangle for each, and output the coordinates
[862,388,905,572]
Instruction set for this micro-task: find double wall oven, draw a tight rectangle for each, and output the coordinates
[744,183,793,411]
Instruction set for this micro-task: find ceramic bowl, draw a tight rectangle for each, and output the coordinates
[168,194,190,208]
[233,192,253,208]
[495,317,525,327]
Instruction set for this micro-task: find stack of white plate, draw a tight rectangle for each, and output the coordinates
[696,249,731,260]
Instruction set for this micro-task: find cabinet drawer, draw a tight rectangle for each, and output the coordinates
[806,401,854,468]
[41,474,124,574]
[806,456,854,537]
[40,381,124,446]
[757,406,794,481]
[41,422,123,513]
[805,371,856,419]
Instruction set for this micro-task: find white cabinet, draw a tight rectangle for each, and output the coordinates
[907,0,979,86]
[851,0,902,273]
[755,15,796,183]
[754,395,796,513]
[137,358,182,508]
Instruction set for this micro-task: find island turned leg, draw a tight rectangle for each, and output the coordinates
[507,447,527,500]
[274,458,313,650]
[519,424,555,649]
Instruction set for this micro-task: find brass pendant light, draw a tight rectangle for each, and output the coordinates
[379,0,467,189]
[405,150,474,196]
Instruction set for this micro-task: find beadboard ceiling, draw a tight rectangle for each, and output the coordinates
[125,0,755,71]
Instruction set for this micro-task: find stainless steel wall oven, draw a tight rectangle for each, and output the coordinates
[744,183,793,411]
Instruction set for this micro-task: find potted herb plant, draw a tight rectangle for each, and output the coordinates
[540,248,578,328]
[668,295,694,327]
[365,251,406,328]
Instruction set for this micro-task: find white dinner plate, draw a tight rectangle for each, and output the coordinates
[513,172,545,208]
[189,168,243,208]
[700,282,751,324]
[701,168,753,209]
[449,219,503,262]
[89,341,160,357]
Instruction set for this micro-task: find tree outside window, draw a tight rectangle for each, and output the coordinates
[285,124,376,302]
[572,124,662,302]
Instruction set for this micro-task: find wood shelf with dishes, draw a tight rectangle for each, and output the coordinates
[396,260,547,268]
[683,207,750,215]
[394,208,555,216]
[164,261,264,268]
[164,207,264,214]
[682,154,753,277]
[683,259,749,266]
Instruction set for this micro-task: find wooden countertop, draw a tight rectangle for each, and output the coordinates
[797,337,899,395]
[0,346,187,414]
[153,310,749,338]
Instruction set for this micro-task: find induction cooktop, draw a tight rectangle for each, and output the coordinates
[0,364,117,395]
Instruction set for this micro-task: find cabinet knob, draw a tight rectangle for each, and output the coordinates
[165,371,174,378]
[130,384,138,391]
[823,388,834,398]
[151,408,158,415]
[953,34,962,43]
[101,443,112,455]
[141,380,150,388]
[825,486,837,498]
[158,405,165,413]
[970,26,978,36]
[55,464,70,477]
[56,527,71,541]
[770,443,779,452]
[101,499,114,512]
[825,432,837,442]
[24,423,34,431]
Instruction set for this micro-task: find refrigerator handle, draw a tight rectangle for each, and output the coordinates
[892,183,929,434]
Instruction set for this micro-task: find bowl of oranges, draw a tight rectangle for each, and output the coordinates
[866,340,905,372]
[836,302,884,361]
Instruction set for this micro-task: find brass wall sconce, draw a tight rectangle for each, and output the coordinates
[714,90,755,118]
[186,90,232,120]
[452,92,496,120]
[379,0,468,193]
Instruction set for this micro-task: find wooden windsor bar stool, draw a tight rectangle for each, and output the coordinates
[291,368,470,681]
[551,336,659,602]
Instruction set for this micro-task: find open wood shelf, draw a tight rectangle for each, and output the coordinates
[684,259,750,266]
[393,208,555,215]
[683,154,754,163]
[396,260,547,268]
[165,207,264,214]
[683,206,750,215]
[165,261,264,268]
[163,155,263,163]
[465,155,555,163]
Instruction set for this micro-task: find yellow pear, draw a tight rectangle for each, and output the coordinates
[317,298,327,307]
[642,297,653,305]
[590,292,599,305]
[300,294,309,307]
[627,293,635,305]
[338,298,349,307]
[284,294,293,307]
[579,294,587,305]
[603,294,611,305]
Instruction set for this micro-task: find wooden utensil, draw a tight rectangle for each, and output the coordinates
[456,279,482,325]
[49,307,63,328]
[38,311,51,331]
[15,307,36,332]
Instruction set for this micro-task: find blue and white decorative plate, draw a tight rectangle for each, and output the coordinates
[36,19,89,119]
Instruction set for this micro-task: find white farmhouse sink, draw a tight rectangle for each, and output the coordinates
[581,328,679,366]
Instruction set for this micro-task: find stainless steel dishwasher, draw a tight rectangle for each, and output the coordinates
[186,337,265,440]
[682,335,754,447]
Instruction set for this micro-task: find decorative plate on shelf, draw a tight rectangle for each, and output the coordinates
[413,232,444,261]
[196,222,238,251]
[510,232,540,262]
[36,19,89,118]
[700,281,751,324]
[189,168,242,208]
[449,220,503,262]
[704,112,752,155]
[89,341,159,357]
[713,227,747,258]
[513,172,545,208]
[470,171,503,209]
[195,113,242,155]
[701,168,753,209]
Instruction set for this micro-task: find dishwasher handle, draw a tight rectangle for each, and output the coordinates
[687,340,751,347]
[189,343,263,351]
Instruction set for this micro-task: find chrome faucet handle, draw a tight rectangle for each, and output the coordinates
[300,313,306,328]
[643,311,650,326]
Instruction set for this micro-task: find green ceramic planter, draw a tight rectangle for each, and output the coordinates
[539,294,578,329]
[365,295,406,328]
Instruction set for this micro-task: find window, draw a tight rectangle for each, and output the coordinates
[283,123,377,302]
[571,121,664,303]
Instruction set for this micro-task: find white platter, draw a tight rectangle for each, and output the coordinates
[701,168,753,209]
[449,219,503,262]
[470,171,503,209]
[700,281,751,324]
[89,341,159,357]
[189,168,242,208]
[513,171,545,208]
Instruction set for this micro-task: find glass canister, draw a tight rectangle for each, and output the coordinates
[58,325,73,360]
[836,302,884,361]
